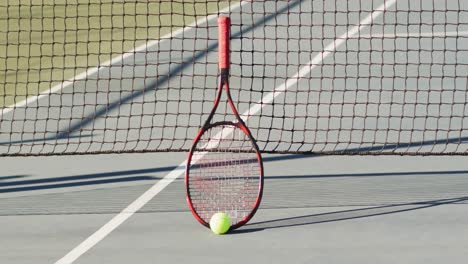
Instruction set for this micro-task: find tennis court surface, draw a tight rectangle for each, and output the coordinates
[1,0,468,263]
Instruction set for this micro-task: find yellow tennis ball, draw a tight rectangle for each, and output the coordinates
[209,212,231,235]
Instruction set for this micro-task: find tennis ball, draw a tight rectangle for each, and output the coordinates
[209,212,231,235]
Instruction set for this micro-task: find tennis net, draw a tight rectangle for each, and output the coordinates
[1,0,467,156]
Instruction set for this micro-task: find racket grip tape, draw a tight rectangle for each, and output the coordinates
[218,16,230,70]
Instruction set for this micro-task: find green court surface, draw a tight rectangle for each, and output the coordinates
[0,0,227,107]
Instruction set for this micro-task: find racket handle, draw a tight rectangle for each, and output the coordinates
[218,16,230,70]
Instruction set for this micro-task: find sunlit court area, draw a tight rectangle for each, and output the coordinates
[1,0,468,263]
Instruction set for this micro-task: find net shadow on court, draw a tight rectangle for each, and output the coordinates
[235,196,468,234]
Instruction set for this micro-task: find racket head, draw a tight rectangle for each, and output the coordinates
[185,121,264,230]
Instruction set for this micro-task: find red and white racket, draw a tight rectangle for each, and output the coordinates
[185,16,264,231]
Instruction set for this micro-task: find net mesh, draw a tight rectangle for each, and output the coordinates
[1,0,468,156]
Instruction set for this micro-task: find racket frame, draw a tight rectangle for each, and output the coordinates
[185,16,264,230]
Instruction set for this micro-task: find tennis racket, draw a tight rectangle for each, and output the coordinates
[185,16,264,231]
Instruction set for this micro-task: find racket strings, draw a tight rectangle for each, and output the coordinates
[188,124,260,225]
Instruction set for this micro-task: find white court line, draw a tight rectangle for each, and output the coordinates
[55,0,396,263]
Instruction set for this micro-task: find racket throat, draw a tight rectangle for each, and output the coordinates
[220,69,230,81]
